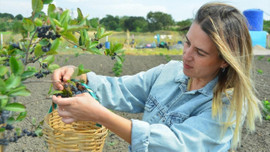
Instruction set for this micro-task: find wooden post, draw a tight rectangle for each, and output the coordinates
[0,131,4,152]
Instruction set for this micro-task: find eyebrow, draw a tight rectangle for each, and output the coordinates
[185,35,210,55]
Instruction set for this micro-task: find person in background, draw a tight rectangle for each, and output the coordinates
[51,2,262,151]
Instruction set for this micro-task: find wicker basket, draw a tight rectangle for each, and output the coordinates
[43,109,108,152]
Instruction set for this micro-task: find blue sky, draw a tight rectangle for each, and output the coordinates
[0,0,269,21]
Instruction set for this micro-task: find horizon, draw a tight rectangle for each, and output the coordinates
[0,0,269,21]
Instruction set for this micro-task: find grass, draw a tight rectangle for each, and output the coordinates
[124,48,182,56]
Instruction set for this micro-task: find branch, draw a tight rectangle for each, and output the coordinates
[24,30,38,68]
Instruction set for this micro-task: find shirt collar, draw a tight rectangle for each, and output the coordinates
[174,69,218,96]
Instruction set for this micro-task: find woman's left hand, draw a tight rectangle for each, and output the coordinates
[52,93,104,124]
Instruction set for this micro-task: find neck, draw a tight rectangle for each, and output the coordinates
[188,78,211,91]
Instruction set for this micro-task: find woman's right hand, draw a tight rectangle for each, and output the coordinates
[51,65,87,90]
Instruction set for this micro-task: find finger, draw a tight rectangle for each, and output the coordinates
[62,67,75,82]
[52,95,73,106]
[62,117,75,124]
[57,107,71,117]
[51,69,64,90]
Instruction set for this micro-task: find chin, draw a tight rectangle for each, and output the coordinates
[183,69,191,77]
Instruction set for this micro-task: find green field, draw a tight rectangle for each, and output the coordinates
[1,30,184,56]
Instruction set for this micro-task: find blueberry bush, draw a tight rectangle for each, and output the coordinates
[0,0,124,147]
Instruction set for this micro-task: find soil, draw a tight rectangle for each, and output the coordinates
[4,53,270,152]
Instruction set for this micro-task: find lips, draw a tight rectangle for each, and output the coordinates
[184,63,193,69]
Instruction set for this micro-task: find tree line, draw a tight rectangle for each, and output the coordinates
[0,12,269,33]
[0,12,192,33]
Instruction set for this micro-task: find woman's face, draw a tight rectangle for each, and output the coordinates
[183,23,227,82]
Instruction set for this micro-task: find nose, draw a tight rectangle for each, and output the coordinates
[183,46,193,61]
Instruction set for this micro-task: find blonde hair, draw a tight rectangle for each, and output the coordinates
[195,3,262,149]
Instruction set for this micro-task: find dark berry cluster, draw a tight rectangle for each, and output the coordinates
[96,43,103,49]
[111,52,117,60]
[37,25,61,40]
[54,81,88,98]
[0,124,38,145]
[41,43,51,52]
[36,25,61,53]
[34,63,51,79]
[11,43,21,50]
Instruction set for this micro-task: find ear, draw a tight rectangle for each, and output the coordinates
[220,60,229,69]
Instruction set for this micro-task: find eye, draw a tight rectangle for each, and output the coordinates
[197,50,204,56]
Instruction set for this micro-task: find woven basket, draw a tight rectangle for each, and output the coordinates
[43,109,108,152]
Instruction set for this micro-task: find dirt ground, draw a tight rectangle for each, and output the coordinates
[4,53,270,152]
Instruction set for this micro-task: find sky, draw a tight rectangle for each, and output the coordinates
[0,0,269,21]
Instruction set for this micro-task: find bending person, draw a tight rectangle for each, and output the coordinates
[51,2,262,151]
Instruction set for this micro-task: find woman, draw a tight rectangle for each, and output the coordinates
[52,2,262,151]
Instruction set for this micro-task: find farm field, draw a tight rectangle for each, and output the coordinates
[3,53,270,152]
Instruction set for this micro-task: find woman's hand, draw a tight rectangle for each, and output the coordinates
[52,93,132,144]
[51,65,87,90]
[52,93,103,124]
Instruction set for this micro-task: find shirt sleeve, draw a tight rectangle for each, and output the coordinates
[130,109,234,152]
[86,64,164,113]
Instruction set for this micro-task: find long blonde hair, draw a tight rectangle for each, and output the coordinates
[195,3,262,149]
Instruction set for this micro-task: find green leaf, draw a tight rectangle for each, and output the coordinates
[7,117,15,125]
[34,44,44,57]
[35,127,43,136]
[21,69,37,80]
[48,64,60,71]
[9,56,24,76]
[43,55,55,64]
[0,128,5,132]
[5,74,21,91]
[0,98,8,108]
[32,0,43,13]
[23,18,35,32]
[39,39,50,46]
[53,18,62,27]
[8,86,31,97]
[77,8,83,22]
[43,0,53,4]
[62,32,78,43]
[16,111,27,122]
[4,103,26,112]
[88,41,99,49]
[60,10,70,31]
[67,25,88,32]
[0,79,6,93]
[0,66,8,76]
[78,64,90,76]
[50,38,60,52]
[257,69,263,74]
[34,18,43,26]
[48,4,56,17]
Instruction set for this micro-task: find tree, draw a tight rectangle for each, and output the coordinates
[147,11,174,31]
[15,14,24,20]
[89,17,99,29]
[100,15,121,31]
[0,13,14,19]
[176,19,193,34]
[123,16,148,32]
[263,20,270,33]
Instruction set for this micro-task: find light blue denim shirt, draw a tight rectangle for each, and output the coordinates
[87,60,234,152]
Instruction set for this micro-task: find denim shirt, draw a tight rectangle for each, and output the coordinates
[87,60,233,152]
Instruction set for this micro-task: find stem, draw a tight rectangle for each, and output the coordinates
[24,30,38,69]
